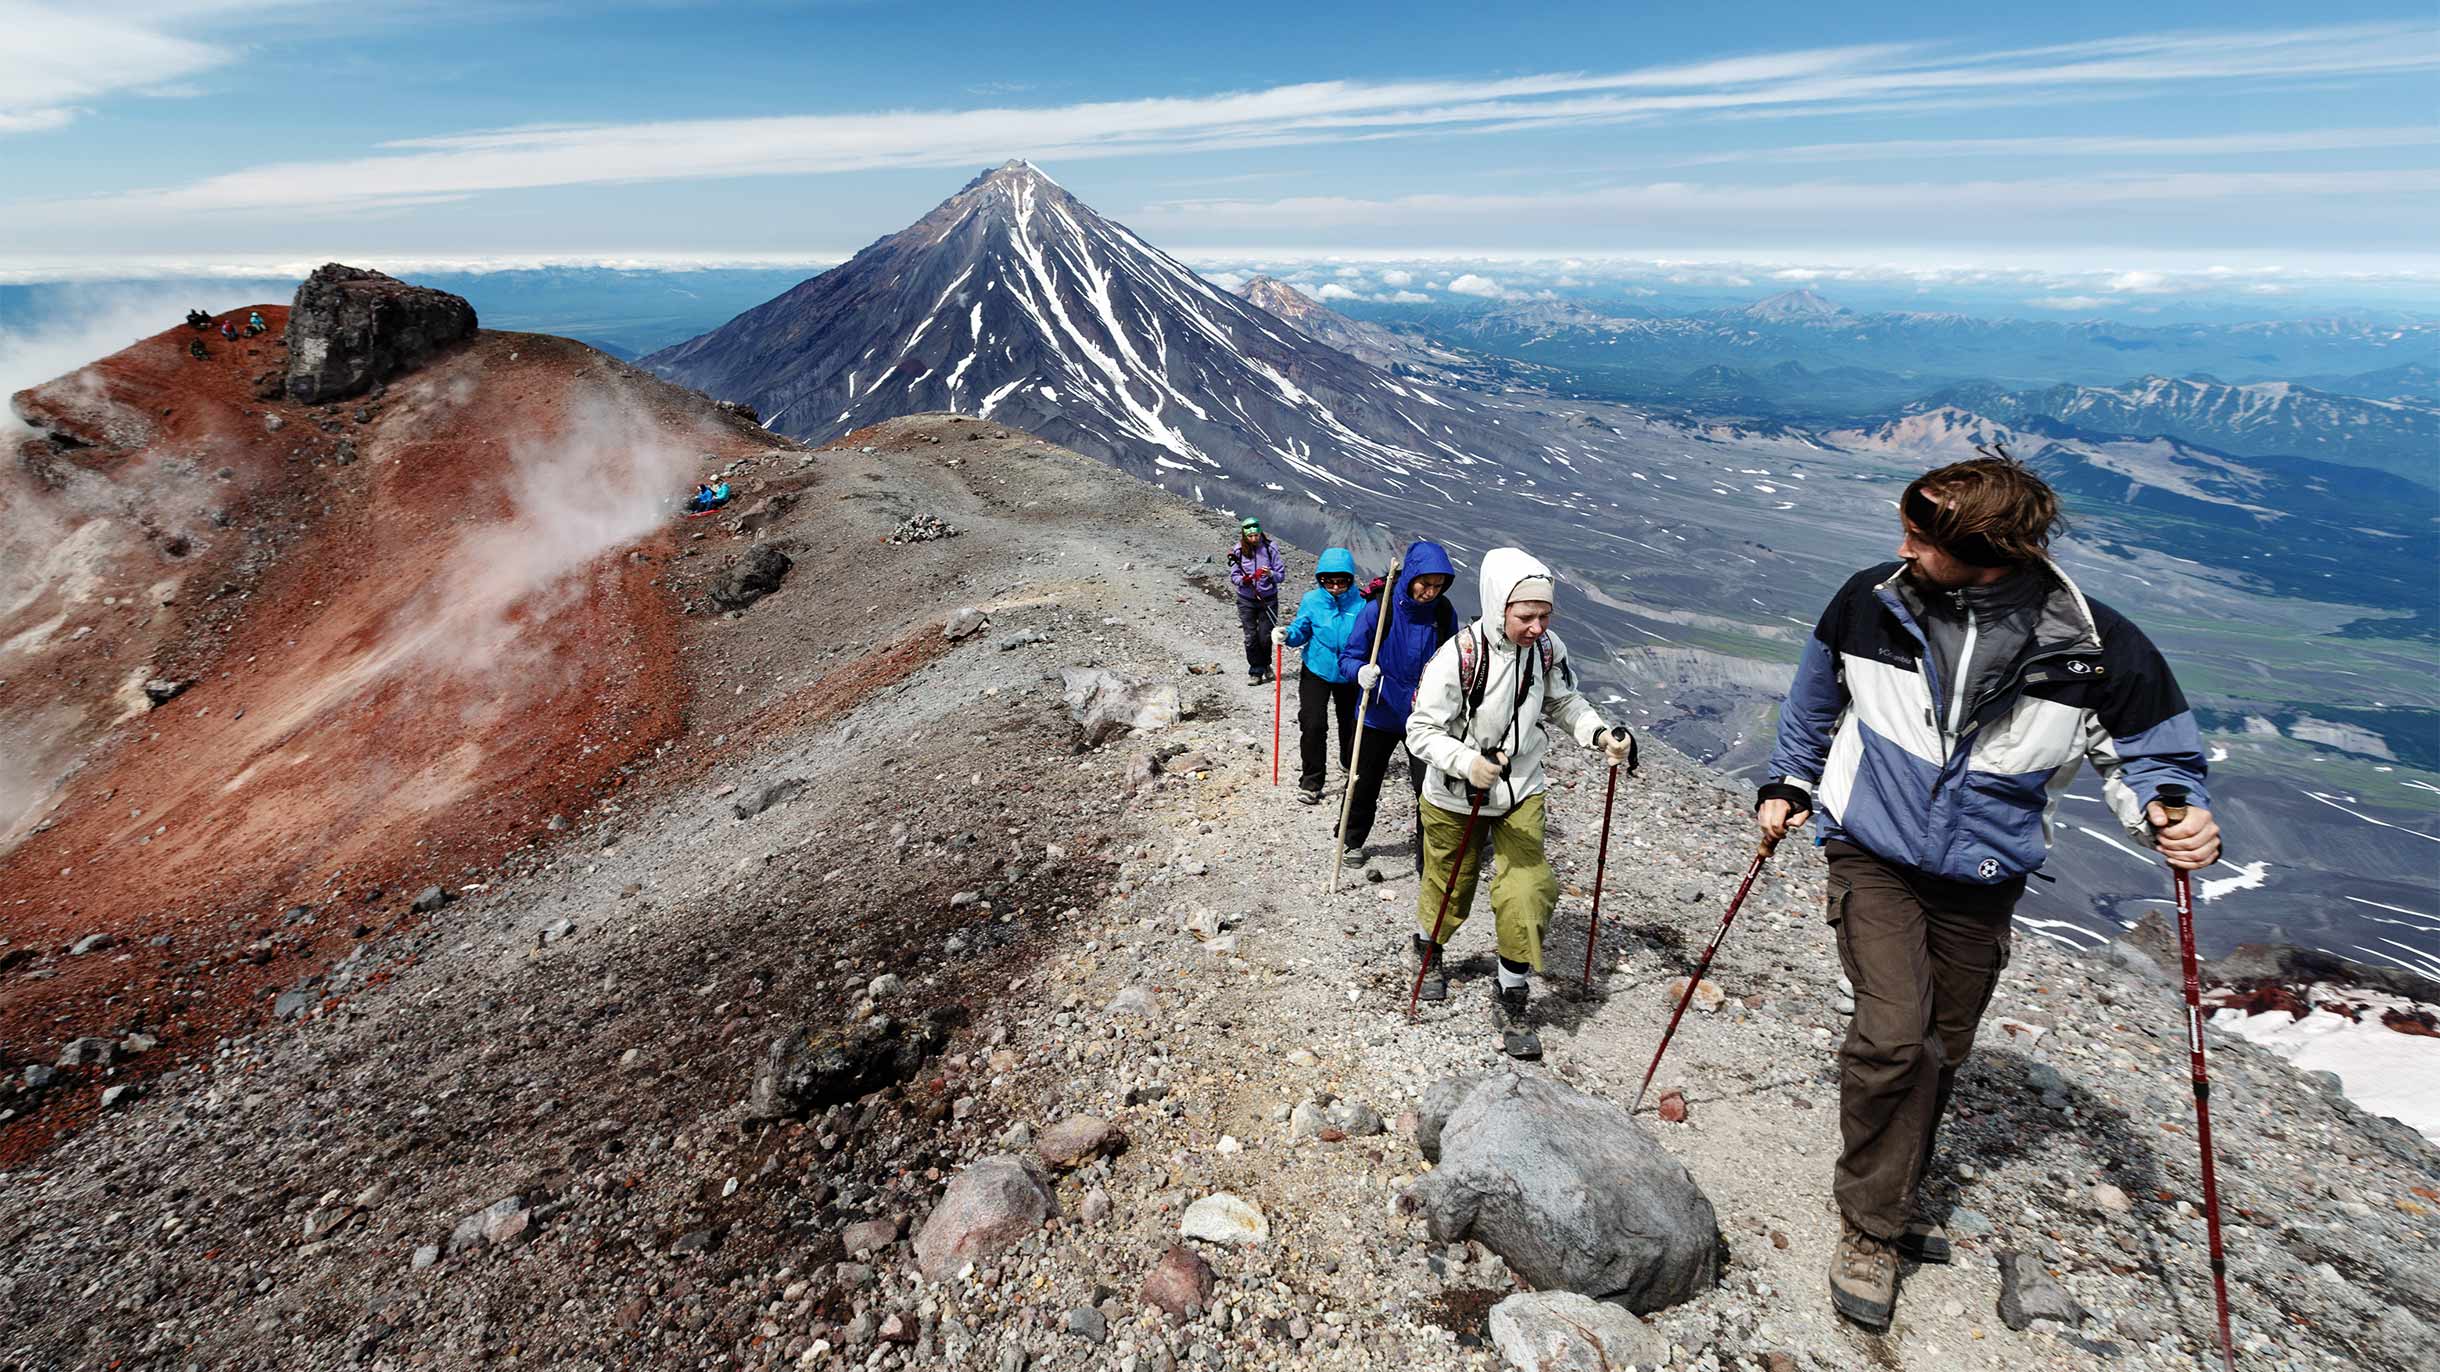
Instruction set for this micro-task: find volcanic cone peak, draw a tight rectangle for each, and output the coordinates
[644,162,1523,503]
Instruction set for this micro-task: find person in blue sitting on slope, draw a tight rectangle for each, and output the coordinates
[1335,539,1459,872]
[1271,547,1366,805]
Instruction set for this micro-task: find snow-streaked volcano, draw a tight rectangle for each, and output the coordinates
[644,161,1518,501]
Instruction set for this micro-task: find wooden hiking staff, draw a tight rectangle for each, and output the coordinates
[1330,554,1402,893]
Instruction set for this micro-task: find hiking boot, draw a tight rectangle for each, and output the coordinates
[1296,787,1321,806]
[1830,1218,1899,1330]
[1407,937,1448,1002]
[1493,983,1542,1060]
[1896,1214,1951,1265]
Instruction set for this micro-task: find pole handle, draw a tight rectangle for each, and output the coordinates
[2154,781,2190,827]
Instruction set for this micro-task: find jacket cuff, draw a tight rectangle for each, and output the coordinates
[1756,780,1813,814]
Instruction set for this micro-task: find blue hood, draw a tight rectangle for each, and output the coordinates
[1393,541,1456,625]
[1315,546,1357,577]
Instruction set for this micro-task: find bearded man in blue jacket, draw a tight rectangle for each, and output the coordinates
[1273,547,1367,804]
[1757,456,2221,1331]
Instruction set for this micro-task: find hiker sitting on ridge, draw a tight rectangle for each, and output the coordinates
[1756,453,2217,1333]
[1227,516,1285,685]
[1272,547,1365,805]
[185,308,211,331]
[1404,546,1635,1060]
[246,310,267,336]
[1336,540,1458,875]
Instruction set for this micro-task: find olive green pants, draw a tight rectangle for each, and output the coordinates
[1415,793,1559,970]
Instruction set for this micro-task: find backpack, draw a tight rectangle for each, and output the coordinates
[1453,621,1563,737]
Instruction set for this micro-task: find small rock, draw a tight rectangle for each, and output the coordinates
[878,1312,917,1344]
[446,1196,530,1257]
[57,1037,114,1068]
[1997,1250,2089,1330]
[1106,986,1156,1018]
[1063,1307,1108,1344]
[1663,977,1725,1015]
[273,988,315,1020]
[1487,1291,1667,1372]
[1140,1244,1216,1317]
[410,1245,440,1270]
[842,1217,898,1254]
[411,885,452,913]
[1179,1193,1268,1247]
[1948,1207,1994,1235]
[2092,1183,2132,1214]
[67,933,113,957]
[2114,1311,2160,1343]
[868,973,905,1000]
[1323,1100,1384,1137]
[1036,1115,1125,1170]
[98,1083,138,1111]
[913,1156,1056,1280]
[1656,1090,1689,1123]
[539,917,575,945]
[945,607,989,640]
[1081,1187,1112,1225]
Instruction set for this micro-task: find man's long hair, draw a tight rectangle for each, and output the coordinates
[1901,456,2064,566]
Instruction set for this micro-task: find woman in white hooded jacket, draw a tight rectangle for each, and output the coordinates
[1405,547,1636,1057]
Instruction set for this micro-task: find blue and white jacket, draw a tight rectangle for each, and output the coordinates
[1760,559,2209,884]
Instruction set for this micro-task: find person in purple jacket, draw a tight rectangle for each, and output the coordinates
[1228,516,1287,684]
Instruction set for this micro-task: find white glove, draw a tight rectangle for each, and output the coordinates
[1356,663,1381,692]
[1462,751,1504,791]
[1270,626,1288,647]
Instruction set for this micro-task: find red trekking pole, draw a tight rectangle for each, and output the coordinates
[1580,761,1620,993]
[2156,782,2238,1372]
[1409,759,1499,1020]
[1272,643,1283,786]
[1632,836,1776,1113]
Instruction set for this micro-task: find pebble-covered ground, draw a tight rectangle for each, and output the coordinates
[1,415,2432,1371]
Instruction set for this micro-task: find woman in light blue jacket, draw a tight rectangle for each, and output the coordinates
[1273,547,1366,803]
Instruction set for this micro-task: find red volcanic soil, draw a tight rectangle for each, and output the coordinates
[0,312,789,1159]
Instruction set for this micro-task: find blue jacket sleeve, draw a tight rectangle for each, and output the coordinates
[1284,591,1318,647]
[1764,618,1847,802]
[1338,600,1381,679]
[2087,616,2210,836]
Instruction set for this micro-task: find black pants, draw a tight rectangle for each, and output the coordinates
[1297,671,1360,793]
[1237,598,1277,674]
[1344,723,1427,868]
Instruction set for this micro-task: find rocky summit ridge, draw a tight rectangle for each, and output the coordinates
[0,351,2432,1368]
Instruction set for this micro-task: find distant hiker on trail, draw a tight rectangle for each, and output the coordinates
[1405,547,1635,1060]
[1336,540,1458,872]
[1228,516,1285,684]
[1755,455,2218,1332]
[245,310,266,336]
[1272,547,1365,805]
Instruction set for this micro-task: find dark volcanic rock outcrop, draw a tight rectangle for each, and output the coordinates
[284,264,478,403]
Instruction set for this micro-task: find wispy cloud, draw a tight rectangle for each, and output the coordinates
[0,1,238,134]
[1672,126,2440,165]
[25,21,2436,216]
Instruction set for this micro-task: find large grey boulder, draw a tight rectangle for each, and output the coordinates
[1487,1291,1668,1372]
[284,264,478,403]
[1403,1070,1717,1313]
[913,1155,1055,1279]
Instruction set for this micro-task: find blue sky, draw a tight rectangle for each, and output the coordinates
[3,1,2437,306]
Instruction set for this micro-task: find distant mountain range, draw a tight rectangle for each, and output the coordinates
[1914,375,2440,489]
[1415,290,2440,397]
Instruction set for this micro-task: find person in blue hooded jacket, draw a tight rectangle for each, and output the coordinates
[1271,548,1366,804]
[1335,540,1458,868]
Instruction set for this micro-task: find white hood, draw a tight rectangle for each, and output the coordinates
[1476,546,1555,634]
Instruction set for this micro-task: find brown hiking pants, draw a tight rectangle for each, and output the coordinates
[1825,840,2021,1239]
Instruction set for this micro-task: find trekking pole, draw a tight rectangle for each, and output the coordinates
[1631,835,1777,1114]
[1330,555,1402,893]
[1408,773,1494,1022]
[1272,643,1283,786]
[2155,783,2239,1372]
[1579,761,1620,994]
